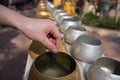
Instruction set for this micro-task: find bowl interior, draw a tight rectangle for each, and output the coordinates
[78,35,101,45]
[72,27,86,31]
[97,58,120,76]
[64,18,80,22]
[35,52,76,77]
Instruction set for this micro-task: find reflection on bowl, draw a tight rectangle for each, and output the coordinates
[70,35,103,63]
[28,52,81,80]
[87,57,120,80]
[64,27,88,44]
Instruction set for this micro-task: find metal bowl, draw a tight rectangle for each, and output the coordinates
[29,39,68,60]
[38,0,49,10]
[87,57,120,80]
[28,52,81,80]
[59,18,81,33]
[49,8,59,18]
[70,35,103,63]
[46,1,55,11]
[51,9,62,18]
[54,9,64,15]
[54,11,68,21]
[57,15,73,26]
[64,27,88,44]
[29,41,47,60]
[36,10,50,18]
[38,2,46,8]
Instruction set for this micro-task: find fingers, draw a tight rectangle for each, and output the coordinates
[41,36,58,53]
[36,19,61,53]
[54,34,61,49]
[49,27,61,49]
[48,35,61,50]
[41,27,61,53]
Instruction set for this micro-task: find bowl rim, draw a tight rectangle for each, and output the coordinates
[31,52,80,79]
[96,57,120,77]
[77,35,102,46]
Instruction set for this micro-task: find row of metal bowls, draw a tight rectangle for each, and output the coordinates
[49,6,120,80]
[47,2,103,63]
[53,7,120,79]
[46,2,120,80]
[28,1,120,80]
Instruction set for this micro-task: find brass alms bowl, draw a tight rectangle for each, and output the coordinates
[29,39,67,60]
[36,10,50,18]
[28,52,81,80]
[36,0,51,18]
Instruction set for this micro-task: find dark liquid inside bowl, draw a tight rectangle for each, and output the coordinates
[35,52,76,77]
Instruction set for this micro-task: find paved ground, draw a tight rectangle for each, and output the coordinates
[0,27,31,80]
[0,5,120,80]
[0,5,35,80]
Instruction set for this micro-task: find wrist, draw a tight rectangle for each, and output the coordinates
[14,16,30,31]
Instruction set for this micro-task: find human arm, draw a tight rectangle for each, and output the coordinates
[0,5,61,53]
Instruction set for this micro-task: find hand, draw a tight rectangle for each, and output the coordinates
[0,5,61,53]
[20,18,61,53]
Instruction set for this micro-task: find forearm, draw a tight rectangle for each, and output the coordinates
[0,5,61,52]
[0,5,28,30]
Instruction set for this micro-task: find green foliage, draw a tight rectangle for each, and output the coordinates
[82,13,100,26]
[81,13,120,30]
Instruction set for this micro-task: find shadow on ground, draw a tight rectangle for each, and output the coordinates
[0,27,31,80]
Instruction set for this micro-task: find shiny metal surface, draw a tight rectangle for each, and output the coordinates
[50,9,62,19]
[49,7,57,18]
[71,35,103,63]
[54,9,64,15]
[38,6,48,10]
[46,1,55,10]
[36,0,50,18]
[38,2,46,8]
[36,10,50,18]
[59,18,81,33]
[64,27,88,44]
[87,57,120,80]
[29,41,47,59]
[29,39,68,60]
[57,15,73,25]
[28,52,81,80]
[54,11,68,21]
